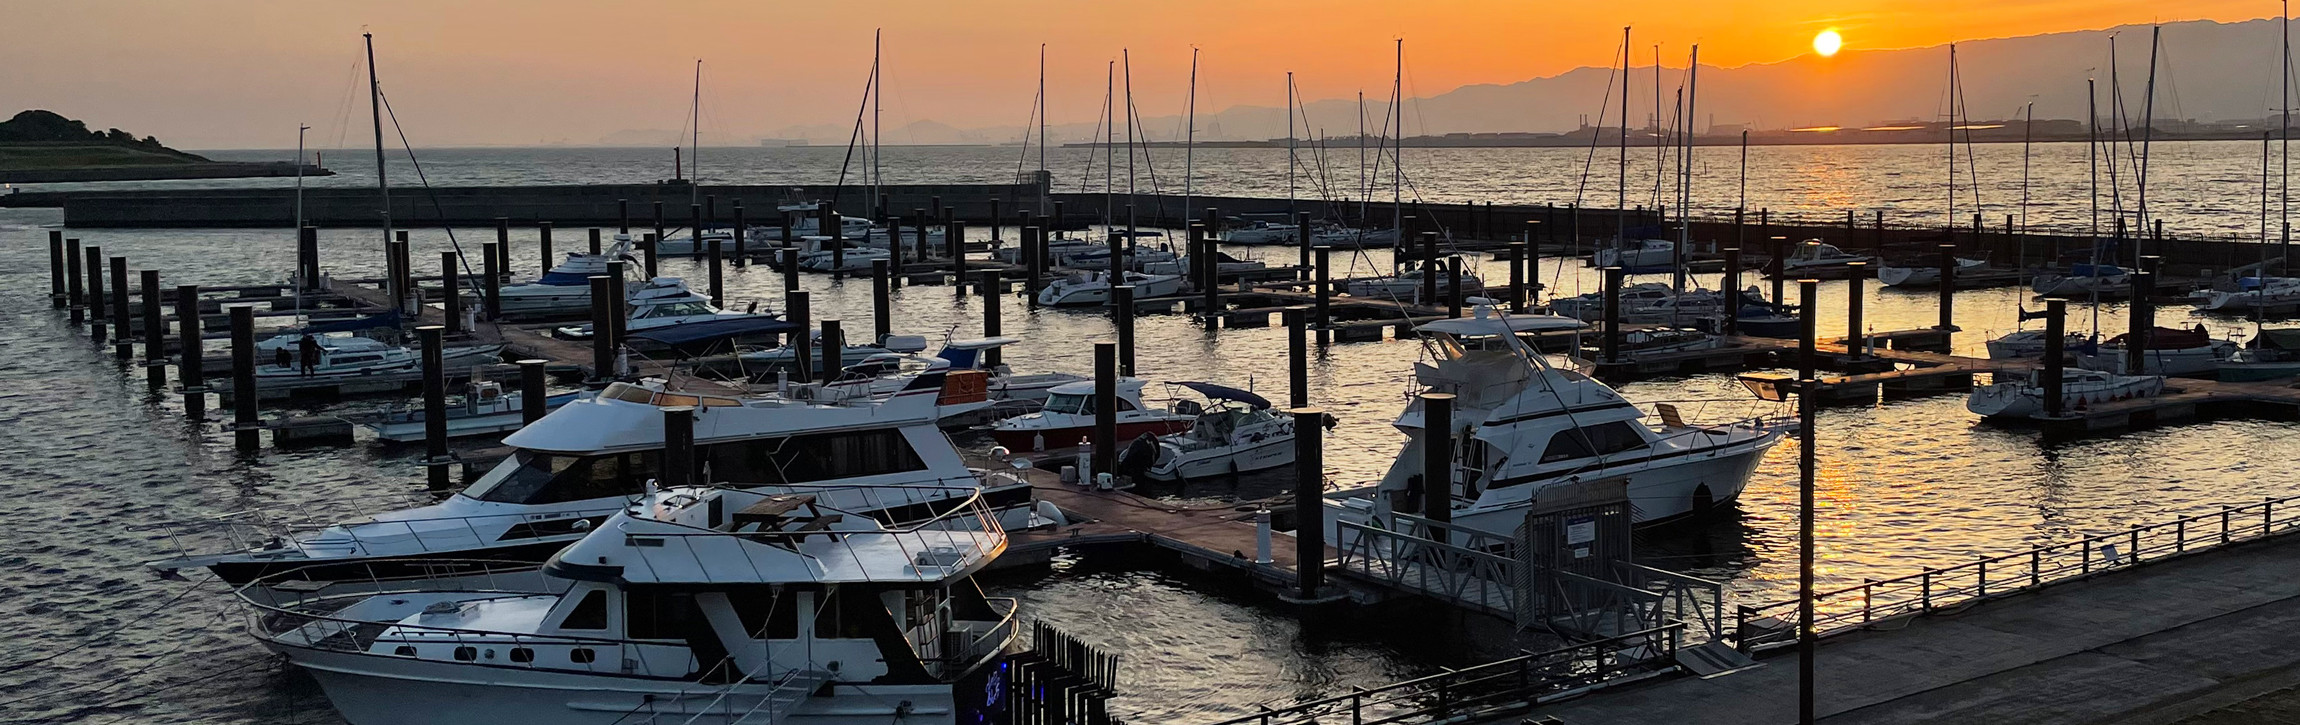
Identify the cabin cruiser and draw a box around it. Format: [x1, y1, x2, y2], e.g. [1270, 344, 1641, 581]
[1967, 368, 2164, 419]
[1548, 283, 1724, 325]
[1593, 239, 1678, 271]
[1035, 270, 1187, 307]
[1726, 301, 1804, 339]
[362, 380, 585, 442]
[2197, 276, 2300, 312]
[2031, 263, 2131, 297]
[149, 373, 1061, 596]
[236, 484, 1017, 725]
[737, 332, 911, 374]
[1984, 328, 2091, 360]
[1773, 240, 1877, 278]
[816, 337, 1087, 422]
[552, 277, 777, 340]
[1343, 259, 1486, 303]
[794, 236, 889, 273]
[1141, 250, 1267, 277]
[1549, 282, 1675, 321]
[1876, 254, 1989, 287]
[2218, 329, 2300, 381]
[496, 235, 645, 317]
[1581, 327, 1722, 360]
[1115, 382, 1308, 482]
[230, 336, 506, 392]
[991, 237, 1099, 264]
[989, 377, 1196, 452]
[1221, 218, 1304, 245]
[2074, 326, 2240, 377]
[228, 326, 500, 377]
[1328, 306, 1783, 532]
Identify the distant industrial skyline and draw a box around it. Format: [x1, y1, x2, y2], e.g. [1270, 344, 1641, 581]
[0, 0, 2278, 149]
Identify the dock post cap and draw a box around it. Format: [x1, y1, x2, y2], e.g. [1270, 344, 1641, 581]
[1416, 393, 1456, 402]
[517, 358, 548, 366]
[1286, 406, 1326, 415]
[661, 405, 697, 414]
[1798, 278, 1821, 284]
[415, 324, 445, 332]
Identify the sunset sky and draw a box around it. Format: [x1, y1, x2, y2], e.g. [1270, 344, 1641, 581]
[1, 0, 2278, 148]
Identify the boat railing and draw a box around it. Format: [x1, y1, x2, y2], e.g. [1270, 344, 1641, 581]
[1733, 491, 2300, 653]
[615, 484, 1009, 579]
[140, 492, 582, 562]
[930, 597, 1020, 677]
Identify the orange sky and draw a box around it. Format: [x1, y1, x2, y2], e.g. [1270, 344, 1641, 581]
[0, 0, 2277, 147]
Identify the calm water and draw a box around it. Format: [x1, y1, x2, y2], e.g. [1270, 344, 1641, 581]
[8, 139, 2286, 238]
[6, 145, 2300, 723]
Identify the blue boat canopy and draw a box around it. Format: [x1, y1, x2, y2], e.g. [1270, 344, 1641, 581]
[1174, 381, 1269, 409]
[627, 317, 797, 348]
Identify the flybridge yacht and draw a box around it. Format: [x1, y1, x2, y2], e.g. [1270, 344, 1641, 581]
[238, 485, 1016, 725]
[551, 277, 779, 340]
[148, 372, 1059, 595]
[1329, 306, 1783, 535]
[817, 337, 1087, 423]
[497, 235, 644, 317]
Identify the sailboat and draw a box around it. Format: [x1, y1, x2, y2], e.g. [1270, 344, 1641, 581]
[1341, 40, 1485, 301]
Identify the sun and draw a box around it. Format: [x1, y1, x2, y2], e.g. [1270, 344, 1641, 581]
[1813, 29, 1844, 57]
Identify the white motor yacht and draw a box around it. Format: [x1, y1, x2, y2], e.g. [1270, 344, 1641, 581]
[989, 377, 1196, 452]
[551, 277, 778, 340]
[2199, 276, 2300, 312]
[1776, 240, 1877, 277]
[1035, 270, 1187, 307]
[1140, 250, 1267, 277]
[236, 484, 1017, 725]
[149, 373, 1060, 597]
[1877, 255, 1989, 287]
[1221, 218, 1301, 245]
[237, 336, 506, 390]
[2074, 327, 2241, 377]
[497, 235, 644, 317]
[795, 236, 891, 273]
[1344, 260, 1486, 303]
[816, 337, 1087, 423]
[1592, 239, 1678, 271]
[1116, 382, 1307, 482]
[1968, 368, 2164, 419]
[1328, 306, 1783, 533]
[362, 381, 586, 442]
[1314, 226, 1400, 248]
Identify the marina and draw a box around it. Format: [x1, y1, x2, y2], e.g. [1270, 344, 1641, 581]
[17, 8, 2300, 725]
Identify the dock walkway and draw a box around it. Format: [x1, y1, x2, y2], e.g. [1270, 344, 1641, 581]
[997, 457, 1327, 590]
[1526, 532, 2300, 725]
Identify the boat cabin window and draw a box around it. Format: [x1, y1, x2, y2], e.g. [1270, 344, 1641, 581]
[624, 589, 698, 641]
[729, 587, 798, 639]
[1539, 421, 1648, 463]
[332, 354, 384, 365]
[640, 301, 715, 318]
[558, 589, 608, 630]
[466, 451, 660, 504]
[1043, 392, 1133, 416]
[703, 428, 927, 484]
[814, 586, 899, 639]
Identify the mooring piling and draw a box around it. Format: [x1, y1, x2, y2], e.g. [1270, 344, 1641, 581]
[662, 406, 695, 489]
[1024, 225, 1043, 306]
[1421, 392, 1455, 536]
[788, 291, 813, 384]
[652, 200, 666, 254]
[642, 233, 659, 278]
[176, 284, 204, 418]
[519, 359, 548, 425]
[538, 221, 554, 276]
[2043, 300, 2068, 417]
[1507, 239, 1527, 313]
[982, 271, 1005, 368]
[604, 261, 627, 362]
[1937, 244, 1957, 332]
[1093, 341, 1116, 477]
[588, 227, 602, 255]
[732, 201, 747, 267]
[481, 242, 502, 320]
[707, 238, 725, 308]
[228, 305, 260, 452]
[781, 245, 799, 294]
[109, 257, 131, 359]
[1292, 406, 1326, 599]
[1112, 285, 1134, 376]
[587, 276, 613, 384]
[298, 226, 321, 291]
[1420, 232, 1439, 305]
[1286, 306, 1309, 408]
[415, 326, 446, 480]
[440, 252, 463, 335]
[872, 259, 893, 343]
[1769, 234, 1788, 305]
[886, 214, 905, 288]
[1798, 279, 1820, 380]
[1723, 246, 1743, 335]
[140, 270, 164, 389]
[826, 204, 845, 273]
[912, 208, 930, 267]
[65, 237, 83, 323]
[1446, 257, 1463, 318]
[1314, 245, 1332, 344]
[48, 231, 65, 309]
[821, 319, 844, 380]
[1846, 260, 1867, 360]
[1296, 211, 1313, 279]
[85, 245, 107, 343]
[618, 198, 630, 234]
[1601, 266, 1624, 364]
[2128, 257, 2158, 373]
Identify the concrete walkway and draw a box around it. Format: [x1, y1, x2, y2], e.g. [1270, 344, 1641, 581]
[1531, 533, 2300, 725]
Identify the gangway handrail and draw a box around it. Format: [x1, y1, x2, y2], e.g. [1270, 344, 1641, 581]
[1736, 492, 2300, 651]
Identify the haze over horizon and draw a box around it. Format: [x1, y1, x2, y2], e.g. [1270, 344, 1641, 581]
[1, 1, 2283, 150]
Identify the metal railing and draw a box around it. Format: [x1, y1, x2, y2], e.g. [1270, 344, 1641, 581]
[1736, 493, 2300, 651]
[141, 492, 622, 565]
[1204, 624, 1684, 725]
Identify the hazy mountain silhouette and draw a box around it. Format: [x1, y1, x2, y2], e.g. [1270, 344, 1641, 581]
[787, 17, 2286, 146]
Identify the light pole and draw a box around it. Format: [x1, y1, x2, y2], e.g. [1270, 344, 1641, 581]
[1736, 277, 1821, 725]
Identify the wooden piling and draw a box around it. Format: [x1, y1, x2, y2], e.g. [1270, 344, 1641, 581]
[1286, 306, 1309, 408]
[1446, 257, 1463, 318]
[1723, 247, 1742, 335]
[652, 200, 666, 256]
[587, 276, 613, 384]
[441, 252, 463, 335]
[605, 261, 628, 355]
[912, 208, 930, 267]
[588, 227, 602, 255]
[873, 259, 893, 344]
[821, 319, 844, 380]
[48, 231, 65, 309]
[662, 406, 696, 488]
[1112, 285, 1134, 376]
[65, 238, 83, 323]
[230, 306, 259, 452]
[86, 246, 107, 344]
[618, 198, 630, 234]
[1937, 244, 1956, 332]
[1292, 406, 1326, 598]
[538, 221, 554, 276]
[519, 359, 548, 425]
[140, 270, 165, 389]
[1024, 226, 1043, 306]
[176, 284, 205, 418]
[1297, 211, 1313, 280]
[2043, 300, 2067, 417]
[1845, 261, 1867, 360]
[982, 271, 1005, 368]
[1798, 279, 1819, 380]
[950, 220, 968, 292]
[1314, 245, 1331, 345]
[990, 197, 1003, 242]
[732, 201, 747, 267]
[642, 233, 659, 278]
[481, 242, 501, 320]
[1420, 232, 1439, 304]
[2129, 257, 2158, 373]
[109, 257, 131, 359]
[298, 226, 321, 290]
[707, 239, 725, 308]
[788, 291, 812, 384]
[1093, 341, 1116, 477]
[418, 324, 451, 488]
[1421, 392, 1455, 534]
[1601, 266, 1624, 364]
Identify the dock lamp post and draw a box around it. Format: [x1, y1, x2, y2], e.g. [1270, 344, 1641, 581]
[1737, 278, 1821, 725]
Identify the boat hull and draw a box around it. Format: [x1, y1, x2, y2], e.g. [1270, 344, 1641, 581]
[1448, 439, 1774, 528]
[992, 419, 1194, 452]
[1142, 437, 1297, 481]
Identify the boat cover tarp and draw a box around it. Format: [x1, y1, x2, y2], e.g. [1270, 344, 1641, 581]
[1175, 381, 1270, 409]
[2258, 328, 2300, 351]
[2106, 326, 2213, 350]
[628, 317, 798, 348]
[282, 309, 401, 336]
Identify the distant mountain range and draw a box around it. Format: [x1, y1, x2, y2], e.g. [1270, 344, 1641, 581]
[615, 17, 2287, 148]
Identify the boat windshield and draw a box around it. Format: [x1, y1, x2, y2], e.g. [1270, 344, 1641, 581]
[639, 301, 716, 318]
[1043, 393, 1092, 415]
[465, 450, 660, 505]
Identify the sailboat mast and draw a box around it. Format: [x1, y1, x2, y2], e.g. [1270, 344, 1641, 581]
[1184, 48, 1198, 224]
[690, 59, 702, 206]
[2137, 26, 2159, 258]
[1678, 45, 1697, 296]
[1039, 44, 1048, 213]
[1947, 44, 1957, 240]
[1105, 60, 1115, 231]
[1391, 39, 1403, 239]
[1618, 26, 1630, 250]
[295, 124, 309, 233]
[2087, 77, 2103, 337]
[364, 34, 391, 255]
[872, 30, 881, 215]
[1123, 49, 1136, 236]
[2285, 0, 2292, 271]
[1288, 71, 1298, 220]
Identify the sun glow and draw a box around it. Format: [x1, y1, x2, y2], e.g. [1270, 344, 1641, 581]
[1814, 29, 1843, 57]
